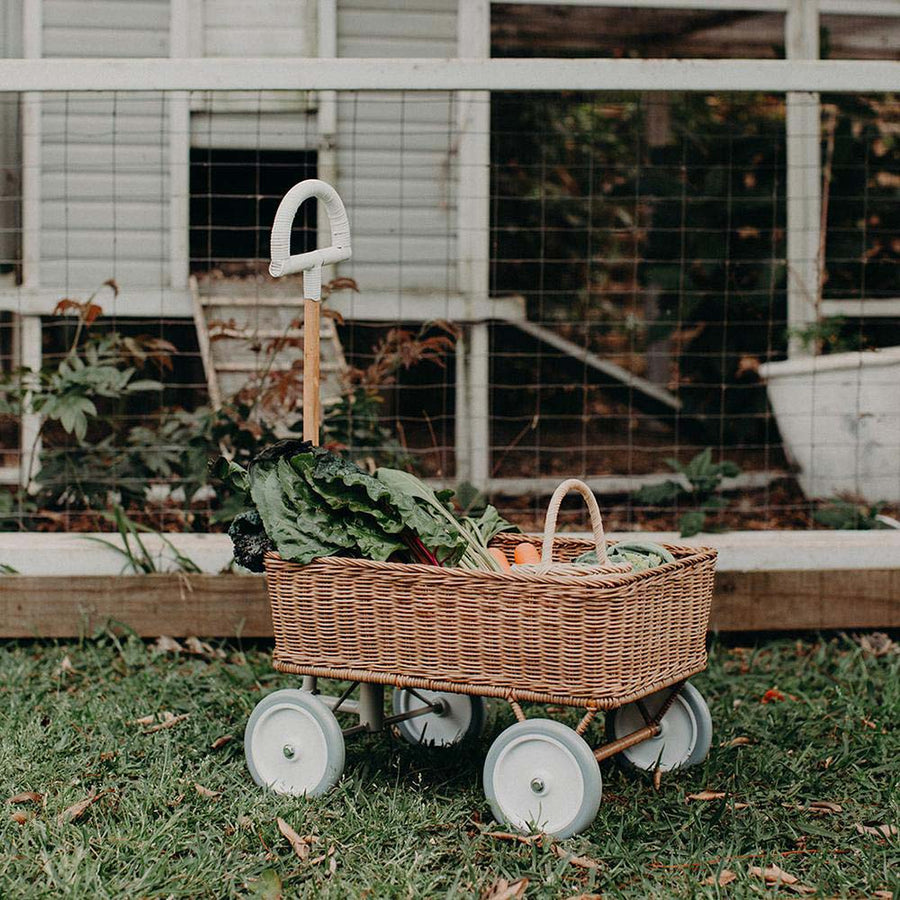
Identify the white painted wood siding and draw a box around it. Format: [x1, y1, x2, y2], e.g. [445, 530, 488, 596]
[191, 0, 316, 150]
[336, 0, 459, 297]
[40, 0, 171, 290]
[0, 0, 22, 276]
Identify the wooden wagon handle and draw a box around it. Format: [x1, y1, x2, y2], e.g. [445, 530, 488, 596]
[541, 478, 608, 566]
[269, 179, 352, 446]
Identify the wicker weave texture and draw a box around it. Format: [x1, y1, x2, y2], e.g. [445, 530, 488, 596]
[265, 535, 716, 707]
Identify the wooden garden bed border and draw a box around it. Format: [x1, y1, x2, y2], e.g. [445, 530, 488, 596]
[1, 568, 897, 637]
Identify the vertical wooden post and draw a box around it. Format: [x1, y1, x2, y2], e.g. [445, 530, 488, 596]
[19, 0, 42, 489]
[785, 0, 821, 358]
[455, 326, 471, 481]
[469, 320, 490, 486]
[303, 298, 321, 445]
[169, 0, 191, 292]
[456, 0, 491, 486]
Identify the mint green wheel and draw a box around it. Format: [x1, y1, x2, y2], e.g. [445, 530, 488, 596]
[484, 719, 602, 838]
[606, 683, 712, 773]
[392, 689, 485, 747]
[245, 689, 345, 796]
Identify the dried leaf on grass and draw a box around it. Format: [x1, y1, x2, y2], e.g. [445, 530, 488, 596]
[483, 830, 540, 846]
[277, 817, 318, 860]
[686, 790, 726, 802]
[152, 635, 183, 654]
[747, 863, 815, 892]
[703, 869, 737, 886]
[748, 864, 796, 884]
[482, 877, 528, 900]
[194, 783, 221, 799]
[11, 810, 29, 825]
[184, 636, 227, 660]
[142, 712, 189, 733]
[852, 631, 898, 657]
[808, 801, 842, 814]
[563, 895, 603, 900]
[58, 791, 106, 824]
[7, 791, 43, 805]
[873, 891, 895, 899]
[211, 735, 233, 750]
[132, 714, 156, 726]
[55, 655, 76, 676]
[550, 844, 602, 870]
[855, 822, 898, 838]
[652, 767, 662, 792]
[307, 845, 337, 875]
[723, 736, 752, 747]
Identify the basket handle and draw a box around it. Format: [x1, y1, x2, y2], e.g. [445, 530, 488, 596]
[269, 178, 352, 300]
[541, 478, 608, 566]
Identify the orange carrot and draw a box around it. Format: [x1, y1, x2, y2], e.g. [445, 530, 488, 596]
[488, 547, 511, 571]
[513, 542, 540, 565]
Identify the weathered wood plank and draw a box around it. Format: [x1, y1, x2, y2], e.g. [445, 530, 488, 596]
[0, 574, 271, 639]
[1, 569, 897, 638]
[710, 569, 900, 631]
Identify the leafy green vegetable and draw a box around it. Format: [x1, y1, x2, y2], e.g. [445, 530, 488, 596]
[216, 442, 516, 570]
[574, 539, 674, 571]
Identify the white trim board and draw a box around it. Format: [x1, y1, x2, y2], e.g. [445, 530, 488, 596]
[0, 288, 526, 322]
[493, 0, 900, 14]
[0, 530, 897, 576]
[1, 58, 899, 93]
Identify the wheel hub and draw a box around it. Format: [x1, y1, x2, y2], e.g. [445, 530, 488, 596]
[282, 743, 297, 759]
[530, 777, 546, 794]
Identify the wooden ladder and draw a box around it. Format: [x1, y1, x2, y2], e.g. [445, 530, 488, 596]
[191, 277, 347, 426]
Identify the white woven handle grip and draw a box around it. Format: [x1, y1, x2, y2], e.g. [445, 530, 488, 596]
[269, 178, 352, 300]
[541, 478, 608, 566]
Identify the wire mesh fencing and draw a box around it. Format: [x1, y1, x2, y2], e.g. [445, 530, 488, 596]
[0, 86, 898, 538]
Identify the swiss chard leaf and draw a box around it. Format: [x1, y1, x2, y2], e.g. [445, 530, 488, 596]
[250, 457, 353, 565]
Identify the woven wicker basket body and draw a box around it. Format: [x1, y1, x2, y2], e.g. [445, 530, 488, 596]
[264, 533, 717, 711]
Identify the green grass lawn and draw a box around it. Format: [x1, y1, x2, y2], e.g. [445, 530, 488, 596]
[1, 632, 897, 899]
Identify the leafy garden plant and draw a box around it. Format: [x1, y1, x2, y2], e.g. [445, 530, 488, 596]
[813, 498, 891, 530]
[0, 280, 458, 533]
[632, 448, 742, 537]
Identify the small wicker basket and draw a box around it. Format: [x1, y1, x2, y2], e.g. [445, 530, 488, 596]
[264, 479, 716, 710]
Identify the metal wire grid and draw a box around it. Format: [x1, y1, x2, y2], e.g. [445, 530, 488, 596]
[0, 88, 898, 534]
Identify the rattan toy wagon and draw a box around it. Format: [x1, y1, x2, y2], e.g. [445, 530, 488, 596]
[243, 180, 718, 839]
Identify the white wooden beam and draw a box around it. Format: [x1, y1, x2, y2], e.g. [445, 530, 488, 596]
[19, 314, 42, 489]
[0, 287, 527, 321]
[0, 528, 897, 576]
[468, 320, 491, 486]
[20, 0, 41, 289]
[478, 470, 783, 496]
[488, 0, 900, 13]
[454, 326, 471, 482]
[316, 0, 339, 281]
[1, 58, 899, 94]
[821, 298, 900, 318]
[457, 0, 491, 485]
[18, 0, 43, 490]
[785, 0, 821, 358]
[169, 0, 191, 291]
